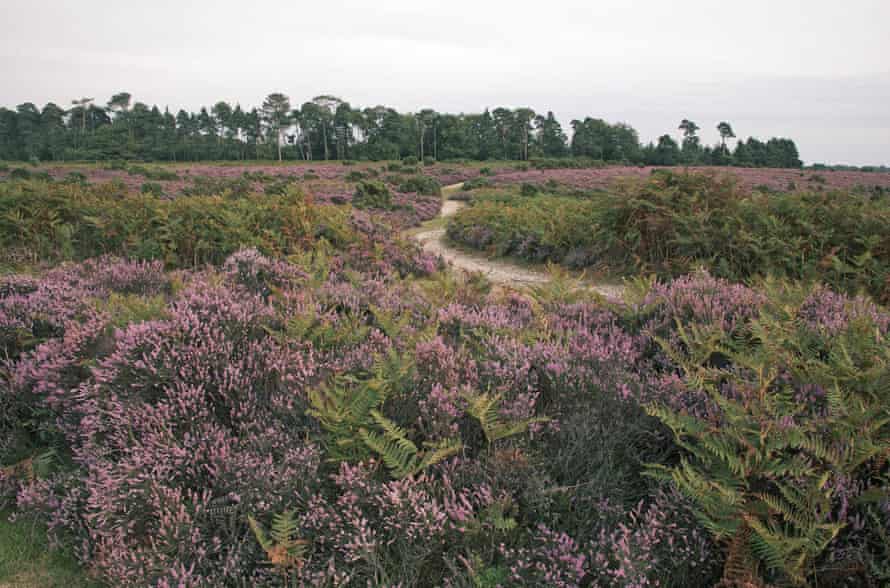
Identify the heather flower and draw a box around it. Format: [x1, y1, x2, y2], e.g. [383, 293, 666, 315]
[798, 286, 890, 334]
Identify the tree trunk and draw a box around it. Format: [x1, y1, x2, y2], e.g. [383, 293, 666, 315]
[322, 125, 329, 160]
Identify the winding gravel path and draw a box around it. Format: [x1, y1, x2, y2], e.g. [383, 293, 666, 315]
[412, 183, 625, 298]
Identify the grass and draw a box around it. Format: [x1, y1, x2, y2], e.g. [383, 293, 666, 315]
[0, 511, 96, 588]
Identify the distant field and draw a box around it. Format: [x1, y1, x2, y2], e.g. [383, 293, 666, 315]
[2, 161, 889, 197]
[486, 165, 890, 193]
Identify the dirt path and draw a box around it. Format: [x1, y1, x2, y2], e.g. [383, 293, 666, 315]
[412, 183, 624, 299]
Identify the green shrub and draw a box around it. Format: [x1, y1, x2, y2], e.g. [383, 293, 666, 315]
[449, 172, 890, 301]
[9, 168, 31, 180]
[519, 183, 539, 196]
[92, 293, 169, 328]
[397, 175, 442, 196]
[140, 182, 164, 196]
[63, 172, 87, 185]
[181, 176, 252, 198]
[423, 156, 435, 166]
[128, 166, 179, 181]
[462, 177, 493, 191]
[530, 157, 604, 170]
[352, 180, 393, 210]
[345, 170, 366, 182]
[242, 170, 273, 182]
[264, 179, 294, 195]
[0, 180, 355, 268]
[402, 155, 418, 166]
[479, 167, 493, 176]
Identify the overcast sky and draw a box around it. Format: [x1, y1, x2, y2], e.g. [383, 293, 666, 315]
[2, 0, 888, 165]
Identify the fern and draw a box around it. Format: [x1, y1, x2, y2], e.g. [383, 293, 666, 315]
[645, 289, 889, 586]
[464, 391, 548, 446]
[309, 350, 461, 478]
[361, 411, 461, 478]
[248, 510, 308, 580]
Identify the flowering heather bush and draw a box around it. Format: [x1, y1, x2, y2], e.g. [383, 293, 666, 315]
[637, 270, 767, 335]
[798, 285, 890, 334]
[1, 236, 888, 586]
[0, 257, 168, 357]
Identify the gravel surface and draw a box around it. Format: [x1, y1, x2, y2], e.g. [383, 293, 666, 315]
[412, 184, 625, 299]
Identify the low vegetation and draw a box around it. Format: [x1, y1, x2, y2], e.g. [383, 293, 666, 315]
[448, 171, 890, 302]
[0, 179, 355, 268]
[0, 166, 887, 587]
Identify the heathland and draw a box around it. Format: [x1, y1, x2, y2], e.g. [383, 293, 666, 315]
[0, 158, 888, 587]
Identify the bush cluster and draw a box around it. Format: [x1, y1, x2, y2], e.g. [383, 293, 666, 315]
[351, 180, 393, 210]
[448, 171, 890, 301]
[397, 174, 442, 196]
[2, 250, 886, 586]
[1, 167, 888, 587]
[0, 179, 354, 268]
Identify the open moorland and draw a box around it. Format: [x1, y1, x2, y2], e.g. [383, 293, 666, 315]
[1, 158, 889, 588]
[3, 160, 890, 197]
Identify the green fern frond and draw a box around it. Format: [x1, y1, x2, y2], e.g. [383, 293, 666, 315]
[464, 391, 548, 446]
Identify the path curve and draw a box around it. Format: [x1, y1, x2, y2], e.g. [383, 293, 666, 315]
[412, 183, 624, 298]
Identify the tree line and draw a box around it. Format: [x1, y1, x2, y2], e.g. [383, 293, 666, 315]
[0, 92, 802, 168]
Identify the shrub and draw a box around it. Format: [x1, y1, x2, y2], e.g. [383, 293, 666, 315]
[2, 256, 887, 586]
[264, 178, 294, 195]
[140, 181, 164, 196]
[352, 180, 393, 209]
[530, 157, 604, 170]
[423, 156, 435, 166]
[62, 172, 87, 185]
[0, 180, 354, 268]
[127, 165, 179, 181]
[461, 177, 493, 191]
[448, 171, 890, 300]
[402, 155, 418, 165]
[9, 168, 31, 180]
[398, 175, 442, 196]
[181, 175, 251, 198]
[519, 182, 539, 196]
[13, 275, 322, 585]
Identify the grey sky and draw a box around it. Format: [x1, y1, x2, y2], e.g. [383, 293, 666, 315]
[3, 0, 888, 165]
